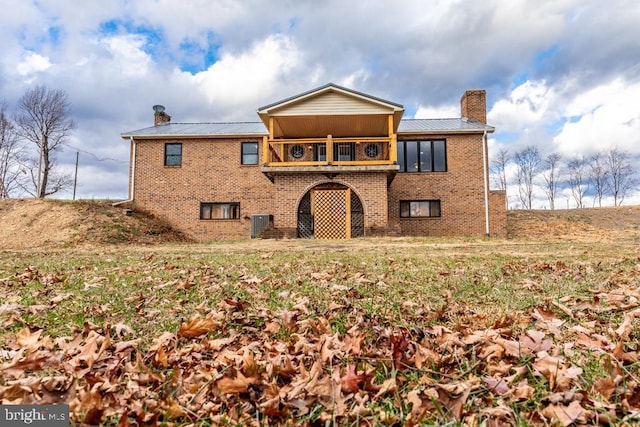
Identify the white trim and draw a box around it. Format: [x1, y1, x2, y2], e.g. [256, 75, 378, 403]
[112, 136, 136, 206]
[482, 130, 490, 236]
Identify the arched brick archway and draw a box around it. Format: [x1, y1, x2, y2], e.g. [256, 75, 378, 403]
[297, 183, 364, 238]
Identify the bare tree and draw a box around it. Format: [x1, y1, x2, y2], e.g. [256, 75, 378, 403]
[567, 156, 589, 208]
[0, 102, 26, 198]
[490, 147, 509, 208]
[514, 146, 541, 209]
[589, 152, 608, 207]
[605, 147, 636, 206]
[542, 153, 562, 210]
[14, 85, 75, 198]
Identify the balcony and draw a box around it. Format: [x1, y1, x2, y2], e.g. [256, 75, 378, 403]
[261, 135, 399, 182]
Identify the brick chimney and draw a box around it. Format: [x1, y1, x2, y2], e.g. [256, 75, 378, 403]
[153, 105, 171, 125]
[460, 90, 486, 124]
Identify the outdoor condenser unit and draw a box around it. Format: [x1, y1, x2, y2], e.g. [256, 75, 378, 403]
[251, 214, 271, 238]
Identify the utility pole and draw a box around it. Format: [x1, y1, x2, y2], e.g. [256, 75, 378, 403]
[72, 151, 79, 200]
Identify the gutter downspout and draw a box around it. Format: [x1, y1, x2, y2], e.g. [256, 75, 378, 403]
[482, 130, 490, 237]
[112, 136, 136, 207]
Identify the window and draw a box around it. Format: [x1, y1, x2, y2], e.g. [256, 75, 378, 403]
[400, 200, 441, 218]
[241, 142, 259, 165]
[397, 140, 447, 172]
[200, 203, 240, 220]
[164, 143, 182, 166]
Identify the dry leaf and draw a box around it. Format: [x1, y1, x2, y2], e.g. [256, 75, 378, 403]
[615, 309, 640, 340]
[542, 400, 586, 426]
[483, 376, 511, 395]
[520, 330, 552, 352]
[594, 377, 615, 400]
[373, 377, 397, 399]
[340, 364, 362, 394]
[178, 313, 219, 338]
[216, 370, 258, 394]
[16, 327, 43, 353]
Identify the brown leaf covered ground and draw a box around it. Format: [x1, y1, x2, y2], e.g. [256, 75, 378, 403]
[1, 200, 640, 426]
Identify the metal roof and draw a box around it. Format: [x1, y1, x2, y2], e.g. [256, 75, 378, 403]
[398, 119, 494, 133]
[121, 122, 268, 138]
[122, 118, 493, 138]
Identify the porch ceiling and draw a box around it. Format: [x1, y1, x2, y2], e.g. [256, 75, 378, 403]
[271, 114, 398, 138]
[258, 83, 404, 139]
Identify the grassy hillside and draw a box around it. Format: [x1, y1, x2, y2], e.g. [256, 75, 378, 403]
[1, 199, 640, 249]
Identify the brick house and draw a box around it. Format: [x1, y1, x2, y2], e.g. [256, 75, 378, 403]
[121, 84, 506, 240]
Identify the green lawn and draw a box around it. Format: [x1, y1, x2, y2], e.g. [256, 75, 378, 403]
[1, 237, 638, 426]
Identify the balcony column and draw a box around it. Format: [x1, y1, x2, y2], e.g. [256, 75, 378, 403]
[326, 134, 333, 164]
[262, 135, 269, 165]
[388, 114, 397, 164]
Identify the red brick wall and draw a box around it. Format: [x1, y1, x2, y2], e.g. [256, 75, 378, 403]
[489, 190, 507, 237]
[131, 134, 506, 240]
[132, 137, 274, 240]
[388, 133, 506, 237]
[270, 172, 389, 230]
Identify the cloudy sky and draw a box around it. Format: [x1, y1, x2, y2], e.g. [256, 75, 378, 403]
[1, 0, 639, 207]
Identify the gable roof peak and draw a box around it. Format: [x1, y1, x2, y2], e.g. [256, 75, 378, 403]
[257, 83, 404, 113]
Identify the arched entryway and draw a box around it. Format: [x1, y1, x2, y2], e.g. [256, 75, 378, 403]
[297, 183, 364, 239]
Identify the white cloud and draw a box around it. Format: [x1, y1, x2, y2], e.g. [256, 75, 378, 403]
[488, 80, 557, 133]
[413, 104, 459, 119]
[16, 51, 53, 76]
[190, 34, 309, 118]
[100, 35, 151, 78]
[553, 79, 640, 156]
[340, 69, 370, 90]
[0, 0, 638, 203]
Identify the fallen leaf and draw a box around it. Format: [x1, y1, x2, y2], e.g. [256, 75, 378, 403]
[615, 309, 640, 341]
[178, 313, 220, 338]
[512, 380, 535, 400]
[340, 364, 362, 394]
[542, 400, 586, 426]
[16, 327, 43, 353]
[594, 377, 615, 400]
[216, 370, 259, 394]
[520, 330, 552, 352]
[405, 388, 438, 427]
[435, 382, 472, 420]
[483, 376, 511, 395]
[373, 377, 397, 399]
[390, 333, 409, 366]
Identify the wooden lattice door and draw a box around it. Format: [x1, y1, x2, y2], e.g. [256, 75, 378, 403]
[312, 189, 351, 239]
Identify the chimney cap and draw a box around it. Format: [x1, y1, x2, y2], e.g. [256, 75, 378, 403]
[153, 105, 166, 113]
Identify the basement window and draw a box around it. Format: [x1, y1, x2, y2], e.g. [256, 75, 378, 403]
[200, 202, 240, 220]
[164, 143, 182, 166]
[400, 200, 441, 218]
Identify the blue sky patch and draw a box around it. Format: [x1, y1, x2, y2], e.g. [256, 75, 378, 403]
[492, 131, 520, 143]
[48, 26, 63, 45]
[534, 44, 559, 64]
[512, 71, 529, 88]
[178, 31, 220, 74]
[98, 19, 166, 58]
